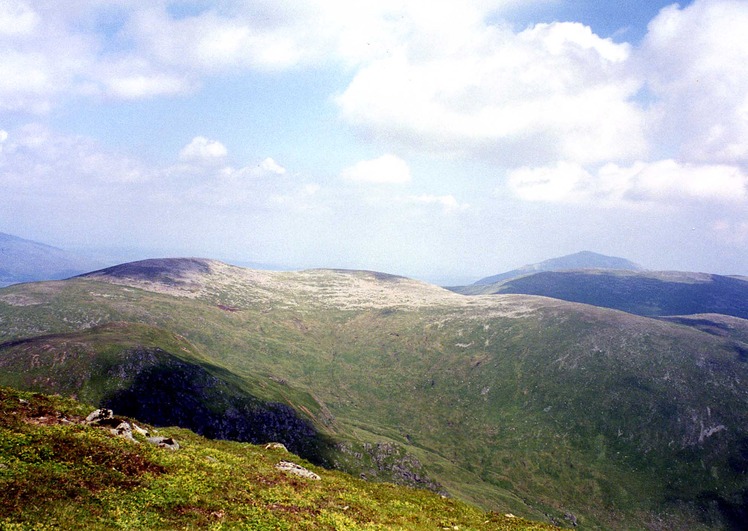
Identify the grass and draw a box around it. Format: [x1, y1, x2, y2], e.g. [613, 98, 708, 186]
[0, 386, 556, 530]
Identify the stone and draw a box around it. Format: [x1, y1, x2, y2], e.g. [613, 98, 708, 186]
[132, 423, 150, 437]
[85, 408, 114, 424]
[147, 436, 180, 450]
[110, 421, 138, 443]
[275, 460, 320, 480]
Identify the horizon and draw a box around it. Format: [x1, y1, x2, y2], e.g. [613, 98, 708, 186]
[5, 228, 747, 287]
[2, 1, 747, 283]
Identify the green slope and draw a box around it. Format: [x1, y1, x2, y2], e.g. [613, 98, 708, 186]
[2, 259, 748, 528]
[0, 386, 555, 530]
[0, 322, 333, 464]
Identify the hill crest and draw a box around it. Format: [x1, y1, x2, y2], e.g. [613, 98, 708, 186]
[473, 250, 643, 286]
[79, 257, 475, 310]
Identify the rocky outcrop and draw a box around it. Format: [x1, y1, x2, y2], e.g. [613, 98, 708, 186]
[110, 421, 137, 443]
[334, 441, 445, 495]
[84, 407, 179, 449]
[147, 436, 180, 450]
[276, 461, 320, 480]
[85, 408, 114, 424]
[101, 349, 325, 461]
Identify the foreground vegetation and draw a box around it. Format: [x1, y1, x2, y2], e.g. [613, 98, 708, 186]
[0, 386, 555, 530]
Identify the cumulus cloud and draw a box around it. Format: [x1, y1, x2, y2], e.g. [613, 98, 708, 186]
[508, 160, 748, 205]
[3, 0, 748, 216]
[341, 154, 411, 184]
[337, 19, 645, 166]
[179, 136, 228, 162]
[0, 0, 38, 36]
[640, 0, 748, 165]
[502, 0, 748, 207]
[259, 157, 286, 175]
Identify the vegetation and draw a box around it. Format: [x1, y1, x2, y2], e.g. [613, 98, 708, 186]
[0, 386, 555, 530]
[2, 258, 748, 528]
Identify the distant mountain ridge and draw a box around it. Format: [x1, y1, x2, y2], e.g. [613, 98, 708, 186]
[453, 268, 748, 320]
[0, 231, 102, 287]
[473, 250, 643, 286]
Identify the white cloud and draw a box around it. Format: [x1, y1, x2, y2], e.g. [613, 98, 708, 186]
[0, 0, 38, 36]
[341, 154, 411, 184]
[2, 0, 747, 220]
[0, 125, 151, 193]
[507, 162, 593, 203]
[179, 136, 228, 162]
[260, 157, 286, 175]
[640, 0, 748, 164]
[105, 74, 191, 99]
[337, 18, 645, 166]
[508, 159, 748, 205]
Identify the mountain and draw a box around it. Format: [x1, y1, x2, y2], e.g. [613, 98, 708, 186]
[452, 269, 748, 320]
[0, 231, 102, 287]
[3, 258, 748, 529]
[470, 251, 643, 287]
[0, 386, 553, 530]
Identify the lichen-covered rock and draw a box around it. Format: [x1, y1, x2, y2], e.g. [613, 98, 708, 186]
[110, 421, 138, 443]
[132, 423, 150, 437]
[276, 460, 320, 480]
[147, 436, 179, 450]
[85, 408, 114, 424]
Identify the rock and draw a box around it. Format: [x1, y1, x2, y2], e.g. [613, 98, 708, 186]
[85, 408, 114, 424]
[275, 460, 320, 480]
[147, 436, 179, 450]
[264, 442, 288, 451]
[132, 423, 150, 437]
[110, 421, 138, 443]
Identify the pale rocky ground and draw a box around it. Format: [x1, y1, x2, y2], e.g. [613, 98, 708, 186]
[81, 258, 551, 317]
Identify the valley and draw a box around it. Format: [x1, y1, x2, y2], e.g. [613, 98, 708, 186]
[2, 257, 748, 529]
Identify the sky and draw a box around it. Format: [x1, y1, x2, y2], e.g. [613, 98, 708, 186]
[1, 0, 748, 284]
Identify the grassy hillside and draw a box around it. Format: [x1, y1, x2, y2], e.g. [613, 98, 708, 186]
[2, 259, 748, 528]
[453, 269, 748, 320]
[0, 385, 555, 530]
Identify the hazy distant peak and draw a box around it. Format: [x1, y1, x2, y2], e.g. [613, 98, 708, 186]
[529, 251, 643, 272]
[474, 251, 642, 286]
[0, 231, 102, 287]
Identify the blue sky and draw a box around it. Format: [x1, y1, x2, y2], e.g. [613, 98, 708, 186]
[2, 0, 748, 284]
